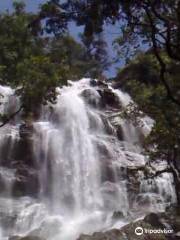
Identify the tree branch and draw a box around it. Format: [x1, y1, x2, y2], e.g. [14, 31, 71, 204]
[145, 7, 180, 106]
[0, 105, 23, 127]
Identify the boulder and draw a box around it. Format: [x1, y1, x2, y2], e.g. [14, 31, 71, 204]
[77, 207, 180, 240]
[81, 89, 101, 107]
[98, 88, 121, 109]
[144, 213, 165, 229]
[77, 206, 180, 240]
[77, 218, 166, 240]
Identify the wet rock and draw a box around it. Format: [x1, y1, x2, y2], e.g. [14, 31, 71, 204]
[101, 115, 115, 135]
[12, 166, 39, 197]
[159, 205, 180, 233]
[90, 79, 107, 88]
[19, 122, 34, 139]
[9, 237, 20, 240]
[77, 203, 179, 240]
[81, 89, 101, 107]
[100, 181, 128, 211]
[30, 216, 62, 239]
[5, 121, 41, 197]
[116, 125, 124, 141]
[98, 88, 121, 109]
[77, 218, 167, 240]
[144, 213, 165, 229]
[9, 236, 45, 240]
[90, 79, 97, 87]
[0, 173, 6, 194]
[0, 134, 17, 168]
[0, 212, 16, 232]
[100, 164, 115, 183]
[112, 211, 124, 220]
[13, 126, 35, 168]
[175, 232, 180, 239]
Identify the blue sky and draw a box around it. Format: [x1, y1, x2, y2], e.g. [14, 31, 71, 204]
[0, 0, 46, 12]
[0, 0, 121, 77]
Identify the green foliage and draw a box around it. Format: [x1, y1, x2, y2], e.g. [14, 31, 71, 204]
[116, 52, 180, 160]
[40, 0, 180, 104]
[48, 35, 103, 79]
[0, 1, 102, 119]
[0, 4, 62, 115]
[16, 56, 63, 112]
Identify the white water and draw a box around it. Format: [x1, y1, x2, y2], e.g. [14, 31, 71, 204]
[0, 79, 177, 240]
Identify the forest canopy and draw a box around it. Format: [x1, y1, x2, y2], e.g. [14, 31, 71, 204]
[0, 1, 104, 117]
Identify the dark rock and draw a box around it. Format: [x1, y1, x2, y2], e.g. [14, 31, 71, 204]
[116, 125, 124, 141]
[100, 164, 115, 183]
[98, 88, 121, 109]
[19, 122, 34, 139]
[81, 89, 101, 107]
[175, 232, 180, 239]
[13, 137, 35, 168]
[0, 174, 6, 194]
[0, 212, 17, 231]
[9, 237, 19, 240]
[0, 122, 34, 168]
[112, 211, 124, 220]
[9, 236, 45, 240]
[77, 205, 180, 240]
[144, 213, 165, 229]
[90, 79, 97, 87]
[160, 205, 180, 233]
[77, 219, 167, 240]
[0, 135, 17, 167]
[12, 166, 39, 197]
[90, 79, 107, 88]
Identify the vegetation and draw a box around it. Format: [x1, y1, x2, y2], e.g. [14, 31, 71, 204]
[115, 52, 180, 202]
[38, 0, 180, 105]
[0, 1, 103, 121]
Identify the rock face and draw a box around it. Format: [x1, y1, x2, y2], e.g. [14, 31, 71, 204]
[78, 221, 166, 240]
[0, 78, 178, 240]
[9, 207, 180, 240]
[6, 122, 40, 197]
[98, 88, 121, 109]
[78, 206, 180, 240]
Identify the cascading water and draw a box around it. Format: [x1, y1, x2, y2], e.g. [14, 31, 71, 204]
[0, 78, 177, 240]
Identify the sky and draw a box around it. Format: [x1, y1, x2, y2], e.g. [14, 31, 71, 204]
[0, 0, 46, 12]
[0, 0, 121, 77]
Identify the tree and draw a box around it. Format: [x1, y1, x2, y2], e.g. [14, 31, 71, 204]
[115, 52, 180, 203]
[0, 1, 103, 125]
[39, 0, 180, 105]
[48, 35, 105, 79]
[0, 2, 62, 120]
[32, 0, 110, 76]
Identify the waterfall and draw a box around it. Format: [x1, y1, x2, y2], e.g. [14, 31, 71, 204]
[33, 89, 103, 214]
[0, 79, 177, 240]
